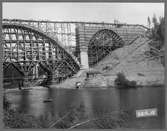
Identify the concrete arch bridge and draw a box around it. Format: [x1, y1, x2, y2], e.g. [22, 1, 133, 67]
[2, 23, 80, 87]
[2, 19, 149, 87]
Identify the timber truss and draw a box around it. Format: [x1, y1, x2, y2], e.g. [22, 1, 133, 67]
[88, 29, 124, 67]
[2, 23, 80, 83]
[2, 19, 149, 85]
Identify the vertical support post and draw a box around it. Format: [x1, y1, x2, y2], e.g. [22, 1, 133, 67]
[36, 64, 39, 78]
[80, 47, 89, 69]
[67, 23, 71, 48]
[78, 24, 89, 69]
[32, 66, 35, 79]
[23, 71, 29, 87]
[50, 69, 59, 84]
[32, 64, 39, 79]
[17, 41, 19, 61]
[42, 40, 46, 60]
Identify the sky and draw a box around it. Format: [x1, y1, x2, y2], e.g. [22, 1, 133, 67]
[3, 2, 164, 27]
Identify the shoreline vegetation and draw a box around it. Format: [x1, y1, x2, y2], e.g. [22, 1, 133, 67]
[3, 81, 164, 90]
[3, 71, 164, 90]
[113, 72, 164, 89]
[3, 96, 130, 129]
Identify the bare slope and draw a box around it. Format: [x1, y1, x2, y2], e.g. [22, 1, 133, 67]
[51, 36, 164, 88]
[93, 36, 164, 85]
[49, 69, 87, 88]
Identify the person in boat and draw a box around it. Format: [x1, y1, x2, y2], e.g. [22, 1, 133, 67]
[43, 98, 53, 102]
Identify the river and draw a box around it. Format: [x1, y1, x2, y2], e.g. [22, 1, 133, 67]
[5, 86, 165, 129]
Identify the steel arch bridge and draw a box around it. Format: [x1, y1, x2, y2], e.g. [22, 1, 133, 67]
[2, 23, 80, 86]
[88, 29, 124, 67]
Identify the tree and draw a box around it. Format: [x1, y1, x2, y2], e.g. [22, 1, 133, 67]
[152, 14, 158, 26]
[157, 17, 165, 45]
[148, 15, 164, 49]
[147, 16, 151, 28]
[114, 72, 137, 88]
[147, 15, 165, 66]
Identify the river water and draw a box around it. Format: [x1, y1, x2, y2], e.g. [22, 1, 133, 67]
[5, 86, 165, 129]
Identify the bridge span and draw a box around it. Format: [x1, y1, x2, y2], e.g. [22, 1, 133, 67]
[2, 19, 149, 87]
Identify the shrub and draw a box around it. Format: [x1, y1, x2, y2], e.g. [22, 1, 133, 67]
[93, 110, 130, 128]
[3, 109, 39, 128]
[129, 81, 137, 88]
[3, 103, 88, 129]
[114, 73, 137, 88]
[3, 95, 10, 110]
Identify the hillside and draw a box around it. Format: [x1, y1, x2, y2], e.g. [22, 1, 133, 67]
[51, 35, 164, 88]
[93, 35, 164, 86]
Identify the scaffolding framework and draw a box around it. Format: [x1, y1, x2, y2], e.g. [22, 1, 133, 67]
[2, 19, 148, 84]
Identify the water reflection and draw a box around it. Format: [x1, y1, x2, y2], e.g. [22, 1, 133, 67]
[118, 87, 165, 128]
[80, 89, 93, 119]
[17, 90, 31, 113]
[5, 87, 165, 128]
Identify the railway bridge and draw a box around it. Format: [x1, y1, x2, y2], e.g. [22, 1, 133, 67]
[2, 19, 149, 87]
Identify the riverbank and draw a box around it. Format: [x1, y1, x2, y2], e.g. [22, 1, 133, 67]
[3, 76, 164, 91]
[3, 97, 130, 129]
[4, 85, 165, 129]
[47, 71, 164, 89]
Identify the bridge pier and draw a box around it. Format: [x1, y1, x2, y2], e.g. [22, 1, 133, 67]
[48, 70, 59, 84]
[80, 47, 89, 69]
[23, 72, 29, 87]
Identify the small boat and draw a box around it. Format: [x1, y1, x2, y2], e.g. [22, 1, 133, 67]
[43, 98, 53, 103]
[76, 82, 82, 89]
[19, 87, 32, 91]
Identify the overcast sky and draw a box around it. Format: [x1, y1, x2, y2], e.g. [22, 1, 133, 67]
[3, 2, 164, 27]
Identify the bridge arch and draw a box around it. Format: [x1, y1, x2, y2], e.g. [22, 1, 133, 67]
[88, 29, 125, 67]
[2, 23, 80, 85]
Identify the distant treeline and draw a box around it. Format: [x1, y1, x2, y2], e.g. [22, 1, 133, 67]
[147, 15, 164, 49]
